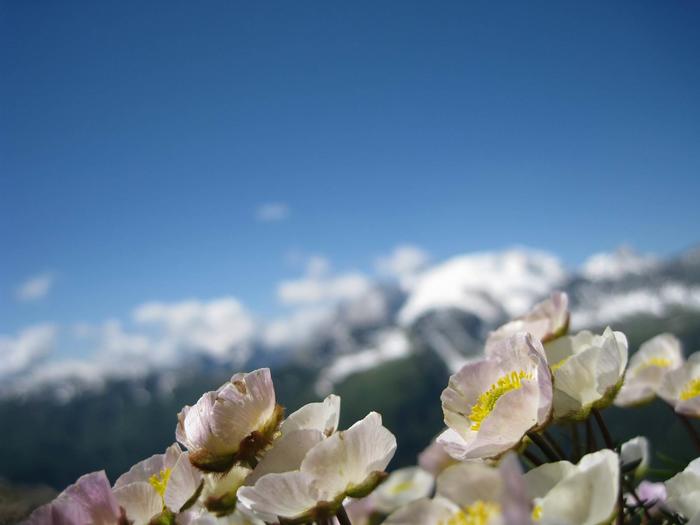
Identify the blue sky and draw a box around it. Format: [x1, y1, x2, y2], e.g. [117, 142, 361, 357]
[2, 0, 700, 337]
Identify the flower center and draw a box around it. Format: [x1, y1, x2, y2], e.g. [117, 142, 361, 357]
[389, 480, 415, 495]
[443, 501, 500, 525]
[680, 378, 700, 401]
[148, 468, 172, 499]
[634, 357, 671, 373]
[550, 357, 569, 372]
[469, 370, 532, 431]
[532, 503, 543, 521]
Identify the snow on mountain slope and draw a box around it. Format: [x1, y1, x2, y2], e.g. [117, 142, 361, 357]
[398, 248, 566, 326]
[570, 282, 700, 329]
[581, 247, 658, 281]
[315, 328, 411, 395]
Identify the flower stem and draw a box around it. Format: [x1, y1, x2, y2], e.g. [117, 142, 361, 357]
[336, 506, 353, 525]
[527, 431, 562, 462]
[585, 418, 597, 453]
[592, 409, 615, 450]
[543, 429, 567, 461]
[570, 422, 581, 462]
[522, 448, 544, 467]
[676, 412, 700, 453]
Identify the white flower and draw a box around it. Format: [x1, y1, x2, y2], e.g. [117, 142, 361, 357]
[340, 497, 376, 525]
[176, 368, 283, 472]
[178, 506, 265, 524]
[384, 453, 530, 525]
[194, 394, 341, 516]
[658, 352, 700, 417]
[624, 481, 666, 515]
[279, 393, 341, 437]
[439, 332, 552, 460]
[113, 444, 203, 524]
[24, 471, 122, 525]
[417, 436, 458, 477]
[245, 394, 341, 485]
[620, 436, 650, 478]
[665, 457, 700, 523]
[237, 412, 396, 524]
[615, 333, 684, 407]
[486, 292, 569, 348]
[200, 466, 252, 516]
[372, 466, 434, 514]
[544, 327, 628, 420]
[524, 449, 620, 525]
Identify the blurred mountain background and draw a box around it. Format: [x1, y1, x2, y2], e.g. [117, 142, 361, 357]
[2, 245, 700, 509]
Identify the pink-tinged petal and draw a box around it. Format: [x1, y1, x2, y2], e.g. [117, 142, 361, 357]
[59, 471, 121, 525]
[384, 497, 458, 525]
[177, 368, 280, 471]
[486, 292, 569, 350]
[246, 429, 324, 485]
[301, 412, 396, 500]
[113, 481, 162, 525]
[237, 471, 318, 523]
[280, 394, 341, 437]
[467, 380, 540, 458]
[436, 462, 502, 508]
[164, 453, 203, 512]
[418, 436, 458, 477]
[115, 443, 182, 488]
[498, 453, 532, 525]
[23, 471, 120, 525]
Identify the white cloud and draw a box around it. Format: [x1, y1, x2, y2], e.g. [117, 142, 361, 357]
[16, 272, 54, 302]
[133, 297, 256, 362]
[277, 257, 372, 306]
[256, 202, 290, 222]
[262, 306, 333, 348]
[0, 324, 57, 378]
[375, 244, 430, 289]
[581, 246, 658, 281]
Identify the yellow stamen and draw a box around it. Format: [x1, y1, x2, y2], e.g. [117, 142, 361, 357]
[469, 370, 532, 431]
[148, 468, 172, 499]
[634, 357, 671, 373]
[550, 357, 569, 372]
[680, 378, 700, 401]
[532, 504, 543, 521]
[442, 501, 500, 525]
[388, 480, 414, 495]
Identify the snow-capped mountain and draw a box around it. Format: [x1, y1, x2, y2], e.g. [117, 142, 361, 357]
[4, 245, 700, 400]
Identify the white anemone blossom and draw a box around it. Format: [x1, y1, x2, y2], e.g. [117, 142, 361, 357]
[176, 368, 283, 472]
[439, 332, 553, 460]
[24, 470, 122, 525]
[384, 454, 530, 525]
[237, 412, 396, 524]
[486, 292, 569, 348]
[620, 436, 650, 479]
[524, 449, 620, 525]
[244, 394, 342, 486]
[543, 328, 628, 420]
[372, 466, 434, 514]
[615, 333, 684, 407]
[197, 395, 342, 518]
[113, 444, 203, 524]
[664, 457, 700, 524]
[658, 352, 700, 418]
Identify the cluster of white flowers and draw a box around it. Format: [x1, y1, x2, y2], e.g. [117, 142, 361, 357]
[23, 292, 700, 525]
